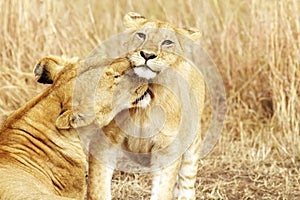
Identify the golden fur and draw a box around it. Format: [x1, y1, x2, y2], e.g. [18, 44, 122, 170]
[88, 12, 205, 200]
[0, 55, 148, 200]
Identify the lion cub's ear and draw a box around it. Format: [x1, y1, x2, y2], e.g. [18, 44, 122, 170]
[123, 12, 146, 29]
[176, 27, 202, 41]
[186, 28, 202, 40]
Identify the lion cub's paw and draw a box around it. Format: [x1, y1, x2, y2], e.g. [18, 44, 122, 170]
[33, 55, 91, 129]
[56, 110, 95, 129]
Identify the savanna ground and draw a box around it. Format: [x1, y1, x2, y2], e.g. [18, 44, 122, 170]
[0, 0, 299, 199]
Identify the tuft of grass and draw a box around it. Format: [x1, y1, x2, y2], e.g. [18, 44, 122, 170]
[0, 0, 299, 199]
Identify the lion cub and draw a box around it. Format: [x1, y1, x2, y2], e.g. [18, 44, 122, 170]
[86, 12, 206, 200]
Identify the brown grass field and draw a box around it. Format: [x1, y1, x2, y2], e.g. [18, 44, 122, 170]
[0, 0, 299, 199]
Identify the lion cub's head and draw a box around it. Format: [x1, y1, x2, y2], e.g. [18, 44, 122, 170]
[33, 55, 150, 129]
[124, 12, 201, 80]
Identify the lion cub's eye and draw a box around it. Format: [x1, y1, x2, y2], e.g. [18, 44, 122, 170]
[136, 32, 146, 40]
[162, 39, 174, 47]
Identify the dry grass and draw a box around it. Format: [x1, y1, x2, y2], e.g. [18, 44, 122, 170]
[0, 0, 299, 199]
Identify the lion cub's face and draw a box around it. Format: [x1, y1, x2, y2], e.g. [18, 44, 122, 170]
[127, 27, 180, 80]
[124, 12, 201, 80]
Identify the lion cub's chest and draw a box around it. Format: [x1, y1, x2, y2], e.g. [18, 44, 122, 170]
[104, 86, 181, 153]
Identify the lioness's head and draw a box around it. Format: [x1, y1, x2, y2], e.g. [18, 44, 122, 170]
[33, 55, 150, 129]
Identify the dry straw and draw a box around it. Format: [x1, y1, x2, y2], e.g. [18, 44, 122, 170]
[0, 0, 299, 199]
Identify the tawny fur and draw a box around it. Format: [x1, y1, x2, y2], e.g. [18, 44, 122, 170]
[0, 55, 147, 200]
[88, 12, 205, 200]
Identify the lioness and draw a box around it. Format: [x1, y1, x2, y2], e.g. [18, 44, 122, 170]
[87, 12, 206, 200]
[0, 55, 150, 200]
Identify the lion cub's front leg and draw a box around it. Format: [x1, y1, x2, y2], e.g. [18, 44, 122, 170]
[150, 159, 182, 200]
[88, 155, 114, 200]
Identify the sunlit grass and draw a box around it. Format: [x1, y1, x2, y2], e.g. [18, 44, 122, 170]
[0, 0, 299, 198]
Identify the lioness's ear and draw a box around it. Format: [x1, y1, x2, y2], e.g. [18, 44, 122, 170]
[34, 56, 79, 84]
[33, 56, 65, 84]
[123, 12, 146, 29]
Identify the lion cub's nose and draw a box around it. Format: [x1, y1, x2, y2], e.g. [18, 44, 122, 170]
[140, 51, 157, 61]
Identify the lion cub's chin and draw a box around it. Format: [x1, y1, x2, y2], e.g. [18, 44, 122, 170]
[133, 67, 157, 80]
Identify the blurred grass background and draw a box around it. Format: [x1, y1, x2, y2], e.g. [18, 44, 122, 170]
[0, 0, 299, 199]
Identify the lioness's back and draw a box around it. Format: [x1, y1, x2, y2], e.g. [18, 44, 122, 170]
[0, 73, 87, 200]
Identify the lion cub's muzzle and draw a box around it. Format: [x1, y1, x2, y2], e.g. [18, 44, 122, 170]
[133, 50, 161, 80]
